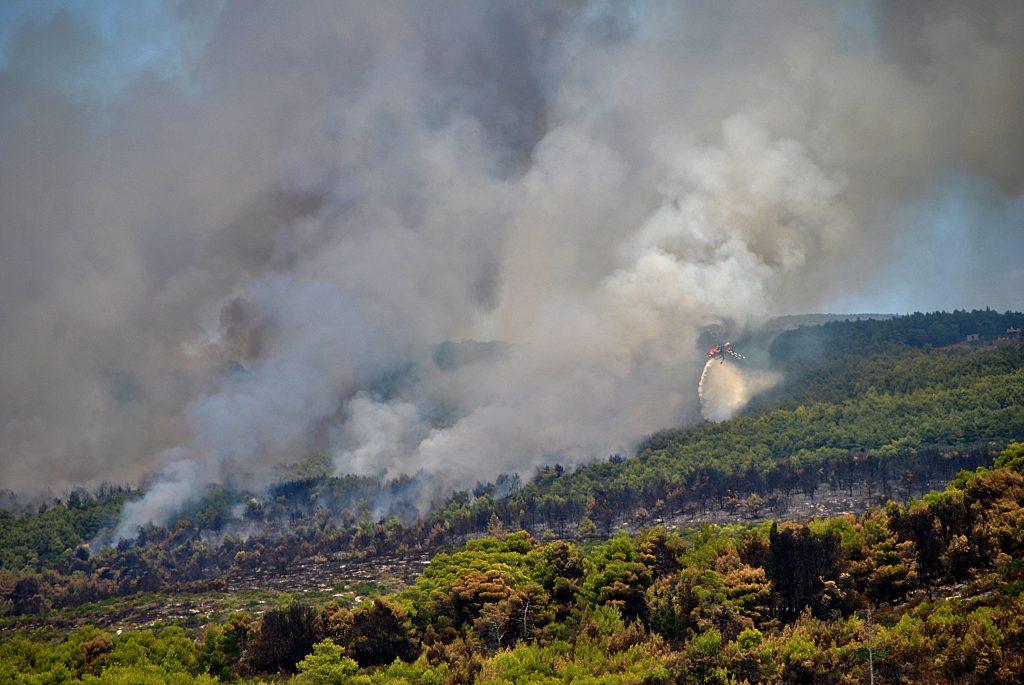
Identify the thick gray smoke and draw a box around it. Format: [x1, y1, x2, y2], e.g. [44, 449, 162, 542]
[1, 2, 1023, 535]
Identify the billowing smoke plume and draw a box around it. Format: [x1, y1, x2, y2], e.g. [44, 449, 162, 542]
[1, 2, 1023, 535]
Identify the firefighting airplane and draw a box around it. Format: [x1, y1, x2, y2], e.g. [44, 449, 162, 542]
[707, 342, 745, 363]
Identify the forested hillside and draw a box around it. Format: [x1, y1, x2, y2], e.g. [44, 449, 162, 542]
[4, 444, 1024, 683]
[1, 312, 1021, 621]
[769, 309, 1021, 363]
[1, 312, 1023, 683]
[490, 345, 1022, 532]
[466, 311, 1023, 535]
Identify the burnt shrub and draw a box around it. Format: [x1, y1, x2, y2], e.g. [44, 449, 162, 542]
[346, 598, 419, 667]
[243, 603, 325, 674]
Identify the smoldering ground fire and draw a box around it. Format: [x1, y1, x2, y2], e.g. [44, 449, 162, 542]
[0, 2, 1023, 538]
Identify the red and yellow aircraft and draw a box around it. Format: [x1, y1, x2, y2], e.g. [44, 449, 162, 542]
[707, 342, 745, 363]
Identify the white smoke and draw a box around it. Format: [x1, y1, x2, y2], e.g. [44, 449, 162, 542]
[115, 112, 836, 537]
[333, 394, 427, 478]
[319, 114, 846, 488]
[112, 455, 204, 541]
[698, 360, 783, 423]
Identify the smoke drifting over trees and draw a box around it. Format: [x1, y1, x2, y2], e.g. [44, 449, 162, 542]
[1, 2, 1023, 533]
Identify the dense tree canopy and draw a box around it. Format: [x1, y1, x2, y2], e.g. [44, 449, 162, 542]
[2, 312, 1022, 622]
[2, 312, 1023, 683]
[2, 444, 1024, 683]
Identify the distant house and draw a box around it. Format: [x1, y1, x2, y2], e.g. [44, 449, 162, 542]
[965, 333, 980, 343]
[996, 326, 1021, 344]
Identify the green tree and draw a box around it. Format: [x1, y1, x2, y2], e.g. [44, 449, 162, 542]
[294, 639, 359, 685]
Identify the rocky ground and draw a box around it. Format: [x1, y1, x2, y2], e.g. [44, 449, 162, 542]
[221, 551, 432, 596]
[620, 477, 953, 533]
[1, 553, 432, 634]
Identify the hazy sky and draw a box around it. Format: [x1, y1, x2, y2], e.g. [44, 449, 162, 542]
[1, 2, 1022, 518]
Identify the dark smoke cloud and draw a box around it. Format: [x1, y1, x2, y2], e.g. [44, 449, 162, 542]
[1, 1, 1022, 534]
